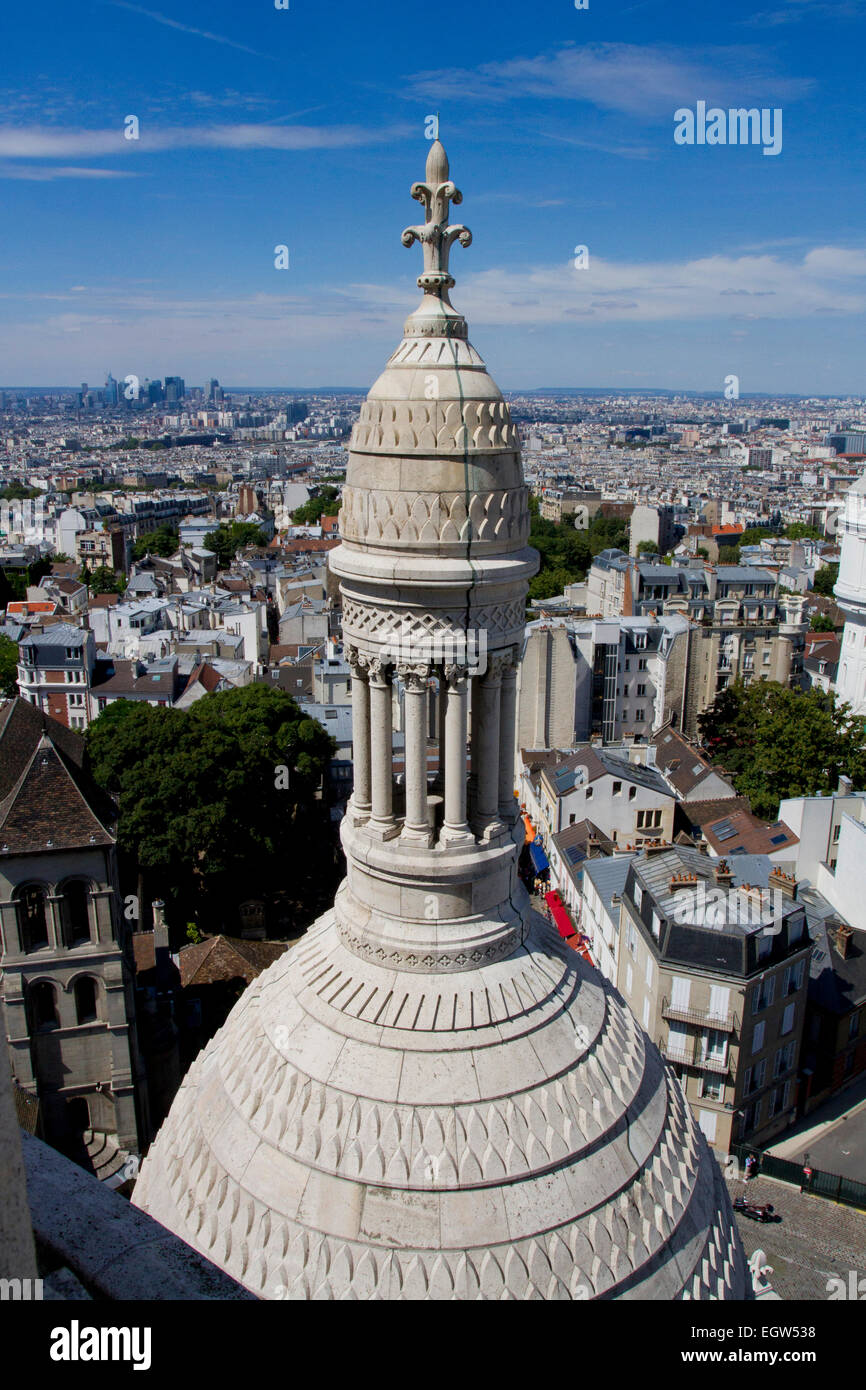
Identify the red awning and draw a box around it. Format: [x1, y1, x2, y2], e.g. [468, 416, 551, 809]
[544, 890, 576, 940]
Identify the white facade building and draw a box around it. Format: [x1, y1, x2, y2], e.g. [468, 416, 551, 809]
[835, 475, 866, 715]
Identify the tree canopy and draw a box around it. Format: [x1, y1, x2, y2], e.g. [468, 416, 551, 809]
[697, 680, 866, 819]
[813, 562, 839, 597]
[291, 486, 341, 525]
[203, 522, 268, 569]
[132, 525, 178, 561]
[85, 685, 337, 936]
[810, 613, 836, 632]
[786, 523, 823, 541]
[527, 507, 628, 602]
[0, 634, 18, 698]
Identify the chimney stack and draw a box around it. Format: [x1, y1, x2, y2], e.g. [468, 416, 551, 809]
[830, 921, 853, 959]
[768, 866, 797, 901]
[714, 859, 734, 888]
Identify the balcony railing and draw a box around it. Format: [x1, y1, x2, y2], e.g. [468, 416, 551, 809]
[661, 998, 738, 1033]
[660, 1035, 730, 1075]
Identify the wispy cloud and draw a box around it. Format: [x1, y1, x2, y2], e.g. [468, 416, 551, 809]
[0, 122, 411, 159]
[744, 0, 865, 26]
[408, 43, 814, 119]
[344, 244, 866, 325]
[101, 1, 271, 58]
[0, 164, 137, 180]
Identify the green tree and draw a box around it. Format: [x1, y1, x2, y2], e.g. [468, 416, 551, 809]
[636, 540, 659, 556]
[717, 545, 741, 564]
[203, 522, 268, 569]
[698, 681, 866, 819]
[813, 563, 839, 597]
[739, 526, 776, 547]
[85, 686, 337, 935]
[810, 613, 835, 632]
[291, 486, 340, 526]
[0, 634, 19, 697]
[786, 523, 822, 541]
[132, 525, 178, 561]
[90, 565, 124, 595]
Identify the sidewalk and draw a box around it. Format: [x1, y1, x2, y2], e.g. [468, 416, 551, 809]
[766, 1072, 866, 1174]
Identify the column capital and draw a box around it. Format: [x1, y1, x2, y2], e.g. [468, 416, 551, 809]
[397, 661, 431, 692]
[443, 662, 469, 689]
[344, 643, 370, 678]
[367, 656, 393, 687]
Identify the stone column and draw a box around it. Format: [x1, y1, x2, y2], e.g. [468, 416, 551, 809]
[434, 667, 447, 790]
[46, 894, 65, 951]
[367, 658, 398, 838]
[498, 650, 519, 823]
[399, 663, 433, 845]
[441, 664, 473, 845]
[346, 645, 372, 821]
[472, 654, 506, 839]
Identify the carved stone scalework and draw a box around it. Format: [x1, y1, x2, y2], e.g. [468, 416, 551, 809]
[134, 139, 750, 1303]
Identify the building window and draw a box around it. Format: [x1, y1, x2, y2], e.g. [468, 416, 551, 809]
[780, 1002, 795, 1036]
[61, 881, 91, 948]
[753, 1058, 767, 1090]
[635, 709, 645, 722]
[585, 786, 593, 799]
[633, 883, 642, 912]
[651, 911, 661, 941]
[28, 981, 59, 1032]
[18, 886, 49, 952]
[74, 976, 99, 1025]
[743, 1065, 753, 1095]
[627, 922, 637, 956]
[629, 786, 636, 801]
[849, 1012, 861, 1040]
[752, 1020, 766, 1054]
[613, 780, 622, 796]
[701, 1075, 724, 1101]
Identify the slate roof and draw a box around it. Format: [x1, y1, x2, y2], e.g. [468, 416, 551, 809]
[0, 697, 115, 854]
[179, 935, 289, 989]
[703, 808, 799, 857]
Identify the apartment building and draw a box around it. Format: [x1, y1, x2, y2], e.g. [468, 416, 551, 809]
[585, 552, 808, 737]
[517, 615, 690, 751]
[16, 624, 95, 731]
[615, 845, 812, 1154]
[528, 745, 678, 849]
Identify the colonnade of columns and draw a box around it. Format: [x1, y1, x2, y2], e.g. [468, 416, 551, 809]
[345, 644, 519, 847]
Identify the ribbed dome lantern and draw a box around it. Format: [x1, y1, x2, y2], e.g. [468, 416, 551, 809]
[133, 142, 749, 1301]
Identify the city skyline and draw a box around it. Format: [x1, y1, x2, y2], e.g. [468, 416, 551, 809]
[0, 0, 864, 391]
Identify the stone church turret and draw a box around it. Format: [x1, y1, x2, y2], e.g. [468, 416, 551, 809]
[133, 143, 749, 1301]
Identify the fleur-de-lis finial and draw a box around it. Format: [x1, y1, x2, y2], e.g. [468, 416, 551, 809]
[401, 140, 472, 303]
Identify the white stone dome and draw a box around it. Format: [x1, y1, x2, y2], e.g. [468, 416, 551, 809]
[133, 905, 746, 1299]
[133, 139, 748, 1300]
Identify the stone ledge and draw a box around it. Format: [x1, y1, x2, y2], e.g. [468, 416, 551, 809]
[21, 1131, 257, 1301]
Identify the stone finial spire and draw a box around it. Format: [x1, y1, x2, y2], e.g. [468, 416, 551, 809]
[401, 140, 472, 301]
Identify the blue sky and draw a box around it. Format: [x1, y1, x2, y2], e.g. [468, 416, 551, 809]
[1, 0, 865, 392]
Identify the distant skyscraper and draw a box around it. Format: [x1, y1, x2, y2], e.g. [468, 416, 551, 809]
[147, 380, 164, 404]
[164, 376, 185, 403]
[103, 372, 118, 406]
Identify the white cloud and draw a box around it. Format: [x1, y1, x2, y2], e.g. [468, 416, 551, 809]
[0, 164, 137, 180]
[0, 121, 411, 160]
[345, 244, 866, 325]
[408, 43, 814, 119]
